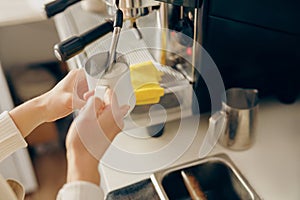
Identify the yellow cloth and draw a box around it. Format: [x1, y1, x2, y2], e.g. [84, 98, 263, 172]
[130, 61, 164, 105]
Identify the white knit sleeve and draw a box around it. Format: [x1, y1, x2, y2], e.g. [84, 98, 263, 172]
[0, 111, 27, 162]
[56, 181, 104, 200]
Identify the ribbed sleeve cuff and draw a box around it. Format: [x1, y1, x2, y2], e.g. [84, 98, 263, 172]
[56, 181, 104, 200]
[0, 111, 27, 161]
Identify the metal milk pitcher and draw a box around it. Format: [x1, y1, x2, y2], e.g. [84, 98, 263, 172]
[218, 88, 259, 150]
[199, 88, 259, 158]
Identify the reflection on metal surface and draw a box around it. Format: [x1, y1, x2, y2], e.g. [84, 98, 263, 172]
[151, 154, 261, 200]
[219, 88, 259, 151]
[181, 170, 207, 200]
[104, 0, 160, 19]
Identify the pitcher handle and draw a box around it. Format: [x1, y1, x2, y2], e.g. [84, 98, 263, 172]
[95, 85, 108, 100]
[198, 111, 228, 158]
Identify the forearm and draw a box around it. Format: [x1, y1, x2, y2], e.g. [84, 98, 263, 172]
[66, 152, 100, 185]
[9, 95, 47, 138]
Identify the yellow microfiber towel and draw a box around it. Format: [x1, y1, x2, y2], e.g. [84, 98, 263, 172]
[130, 61, 164, 105]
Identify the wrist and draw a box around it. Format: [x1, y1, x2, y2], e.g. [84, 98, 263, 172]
[9, 95, 47, 137]
[32, 94, 49, 123]
[66, 149, 100, 185]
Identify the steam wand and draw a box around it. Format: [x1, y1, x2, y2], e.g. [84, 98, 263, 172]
[105, 3, 124, 74]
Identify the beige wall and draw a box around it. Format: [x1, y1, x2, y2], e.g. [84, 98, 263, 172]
[0, 19, 59, 70]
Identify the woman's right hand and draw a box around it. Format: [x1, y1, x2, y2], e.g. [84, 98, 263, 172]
[65, 91, 129, 184]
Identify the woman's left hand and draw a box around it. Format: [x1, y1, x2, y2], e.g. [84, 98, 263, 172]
[9, 69, 91, 138]
[42, 68, 89, 122]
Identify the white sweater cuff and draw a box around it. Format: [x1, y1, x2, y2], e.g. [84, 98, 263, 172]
[0, 111, 27, 161]
[56, 181, 104, 200]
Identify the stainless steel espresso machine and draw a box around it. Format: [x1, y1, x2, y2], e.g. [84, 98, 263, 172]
[45, 0, 205, 136]
[45, 0, 202, 75]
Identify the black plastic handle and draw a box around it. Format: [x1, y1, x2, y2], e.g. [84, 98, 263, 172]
[45, 0, 82, 18]
[114, 9, 123, 28]
[54, 20, 114, 61]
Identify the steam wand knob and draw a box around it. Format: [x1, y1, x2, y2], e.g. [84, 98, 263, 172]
[45, 0, 82, 18]
[54, 20, 114, 61]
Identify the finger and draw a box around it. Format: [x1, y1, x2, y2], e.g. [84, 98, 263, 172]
[103, 89, 112, 106]
[76, 69, 89, 99]
[120, 105, 130, 117]
[83, 90, 95, 100]
[80, 96, 105, 117]
[105, 89, 120, 108]
[76, 80, 88, 100]
[72, 69, 89, 110]
[107, 89, 122, 120]
[94, 97, 106, 115]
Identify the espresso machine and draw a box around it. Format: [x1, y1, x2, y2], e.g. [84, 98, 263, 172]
[45, 0, 202, 74]
[44, 0, 207, 137]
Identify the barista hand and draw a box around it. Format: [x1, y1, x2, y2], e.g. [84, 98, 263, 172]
[9, 69, 89, 137]
[41, 68, 88, 122]
[65, 91, 129, 184]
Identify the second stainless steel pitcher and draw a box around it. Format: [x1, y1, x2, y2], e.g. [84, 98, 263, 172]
[219, 88, 259, 150]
